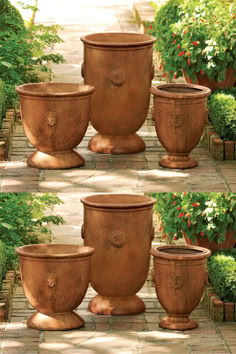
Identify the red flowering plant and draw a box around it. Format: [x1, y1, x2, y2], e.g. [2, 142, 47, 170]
[146, 0, 236, 82]
[150, 193, 236, 244]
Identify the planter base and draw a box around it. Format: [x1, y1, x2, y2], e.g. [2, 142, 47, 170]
[88, 294, 145, 315]
[160, 154, 198, 169]
[27, 150, 85, 169]
[160, 315, 198, 331]
[88, 133, 145, 154]
[27, 311, 85, 331]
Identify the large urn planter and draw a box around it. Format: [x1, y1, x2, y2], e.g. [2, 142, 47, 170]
[183, 67, 236, 91]
[16, 83, 95, 169]
[151, 83, 211, 169]
[80, 194, 156, 315]
[183, 229, 236, 253]
[151, 245, 211, 330]
[80, 32, 156, 154]
[16, 244, 95, 330]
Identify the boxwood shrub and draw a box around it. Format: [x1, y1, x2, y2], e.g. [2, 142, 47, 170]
[0, 241, 6, 286]
[208, 88, 236, 141]
[208, 249, 236, 303]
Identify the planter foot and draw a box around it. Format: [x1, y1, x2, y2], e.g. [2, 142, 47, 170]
[160, 315, 198, 331]
[88, 294, 145, 315]
[27, 311, 85, 330]
[160, 155, 198, 169]
[27, 150, 85, 169]
[88, 133, 145, 154]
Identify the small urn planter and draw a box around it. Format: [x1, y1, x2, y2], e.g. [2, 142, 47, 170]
[151, 83, 211, 169]
[80, 32, 156, 154]
[80, 194, 156, 315]
[16, 244, 95, 330]
[16, 83, 95, 169]
[151, 245, 211, 330]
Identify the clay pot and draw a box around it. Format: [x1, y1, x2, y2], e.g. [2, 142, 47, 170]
[16, 244, 95, 330]
[183, 229, 236, 253]
[151, 245, 211, 330]
[183, 67, 236, 91]
[80, 194, 156, 315]
[80, 32, 156, 154]
[151, 83, 211, 169]
[16, 83, 95, 169]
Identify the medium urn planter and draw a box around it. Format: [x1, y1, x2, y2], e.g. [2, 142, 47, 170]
[80, 32, 156, 154]
[16, 244, 95, 330]
[183, 229, 236, 253]
[80, 194, 156, 315]
[151, 245, 211, 330]
[151, 83, 211, 169]
[16, 83, 95, 169]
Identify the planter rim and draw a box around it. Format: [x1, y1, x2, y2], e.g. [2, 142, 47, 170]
[80, 32, 156, 48]
[151, 245, 211, 260]
[80, 193, 156, 209]
[150, 83, 211, 99]
[16, 244, 95, 259]
[15, 83, 95, 98]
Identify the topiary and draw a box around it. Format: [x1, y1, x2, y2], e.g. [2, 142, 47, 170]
[0, 0, 25, 35]
[208, 88, 236, 141]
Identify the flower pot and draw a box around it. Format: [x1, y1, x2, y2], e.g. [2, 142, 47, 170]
[16, 244, 95, 330]
[16, 83, 95, 169]
[150, 83, 211, 169]
[183, 229, 236, 253]
[183, 67, 236, 91]
[80, 33, 156, 154]
[80, 194, 156, 315]
[151, 245, 211, 330]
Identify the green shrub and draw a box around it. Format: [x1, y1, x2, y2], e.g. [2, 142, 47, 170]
[0, 0, 25, 35]
[0, 80, 6, 128]
[208, 249, 236, 302]
[208, 88, 236, 141]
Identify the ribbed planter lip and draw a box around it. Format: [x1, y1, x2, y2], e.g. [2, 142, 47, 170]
[151, 245, 211, 260]
[150, 83, 211, 99]
[15, 83, 95, 98]
[80, 32, 156, 48]
[16, 244, 95, 259]
[81, 194, 156, 209]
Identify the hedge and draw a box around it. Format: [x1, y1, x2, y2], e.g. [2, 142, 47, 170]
[208, 88, 236, 141]
[0, 0, 25, 35]
[0, 80, 6, 128]
[208, 249, 236, 303]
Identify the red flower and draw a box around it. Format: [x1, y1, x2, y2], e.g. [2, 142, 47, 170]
[162, 73, 166, 77]
[186, 51, 190, 56]
[182, 212, 185, 217]
[200, 70, 204, 75]
[200, 232, 204, 236]
[178, 213, 182, 218]
[187, 213, 190, 218]
[192, 41, 198, 46]
[178, 51, 185, 57]
[159, 226, 163, 231]
[173, 40, 176, 44]
[172, 194, 175, 199]
[173, 235, 177, 240]
[184, 192, 187, 196]
[200, 18, 205, 23]
[188, 58, 191, 66]
[162, 234, 167, 239]
[177, 44, 181, 50]
[172, 33, 176, 37]
[169, 232, 173, 235]
[150, 24, 153, 29]
[173, 201, 176, 206]
[174, 74, 177, 79]
[177, 206, 181, 211]
[188, 220, 191, 227]
[184, 30, 187, 34]
[159, 65, 163, 70]
[169, 70, 173, 73]
[233, 15, 235, 19]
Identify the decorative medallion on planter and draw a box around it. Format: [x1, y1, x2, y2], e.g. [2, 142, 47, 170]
[16, 244, 95, 330]
[80, 32, 156, 154]
[80, 194, 156, 315]
[16, 83, 95, 169]
[151, 83, 211, 169]
[151, 245, 211, 330]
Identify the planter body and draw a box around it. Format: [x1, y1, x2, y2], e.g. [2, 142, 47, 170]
[16, 244, 95, 330]
[151, 245, 211, 330]
[184, 229, 236, 253]
[16, 83, 95, 169]
[80, 33, 156, 154]
[81, 194, 156, 315]
[151, 83, 211, 169]
[183, 67, 236, 91]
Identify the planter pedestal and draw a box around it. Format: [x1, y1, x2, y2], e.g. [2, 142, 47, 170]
[27, 311, 84, 331]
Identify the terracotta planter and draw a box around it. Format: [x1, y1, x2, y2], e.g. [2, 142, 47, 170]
[183, 67, 236, 91]
[183, 229, 236, 253]
[16, 83, 95, 169]
[80, 32, 156, 154]
[80, 194, 156, 315]
[151, 83, 211, 169]
[16, 244, 95, 330]
[151, 245, 211, 330]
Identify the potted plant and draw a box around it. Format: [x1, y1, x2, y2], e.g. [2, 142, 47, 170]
[152, 192, 236, 252]
[147, 0, 236, 90]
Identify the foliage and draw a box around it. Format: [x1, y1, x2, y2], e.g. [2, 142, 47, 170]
[150, 192, 236, 244]
[0, 0, 65, 108]
[0, 79, 6, 128]
[146, 0, 236, 82]
[0, 0, 25, 34]
[0, 241, 6, 284]
[0, 193, 65, 270]
[208, 88, 236, 141]
[208, 249, 236, 302]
